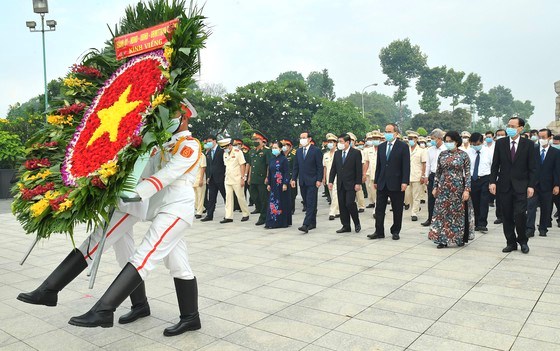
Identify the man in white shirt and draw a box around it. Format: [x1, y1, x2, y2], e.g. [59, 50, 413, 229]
[467, 132, 493, 232]
[421, 128, 446, 227]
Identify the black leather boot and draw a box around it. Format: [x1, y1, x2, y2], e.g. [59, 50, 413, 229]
[163, 277, 201, 336]
[118, 281, 151, 324]
[68, 263, 142, 328]
[17, 249, 88, 306]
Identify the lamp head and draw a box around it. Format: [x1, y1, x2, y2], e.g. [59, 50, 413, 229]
[26, 21, 37, 29]
[46, 20, 56, 29]
[32, 0, 49, 14]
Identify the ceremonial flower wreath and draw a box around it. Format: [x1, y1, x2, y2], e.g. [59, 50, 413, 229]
[12, 0, 208, 243]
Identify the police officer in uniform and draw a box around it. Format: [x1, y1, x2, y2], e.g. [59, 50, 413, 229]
[281, 139, 297, 214]
[248, 131, 271, 226]
[219, 138, 250, 223]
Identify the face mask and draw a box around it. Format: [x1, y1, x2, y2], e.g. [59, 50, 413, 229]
[462, 138, 469, 144]
[350, 141, 355, 147]
[384, 133, 394, 142]
[430, 140, 436, 147]
[531, 136, 538, 141]
[539, 139, 550, 147]
[357, 145, 364, 150]
[485, 137, 493, 144]
[444, 142, 456, 151]
[506, 128, 518, 137]
[282, 146, 288, 152]
[337, 142, 345, 150]
[552, 144, 560, 150]
[300, 138, 309, 147]
[372, 140, 381, 146]
[271, 149, 280, 156]
[253, 140, 261, 147]
[166, 117, 181, 134]
[224, 148, 230, 154]
[327, 142, 334, 150]
[233, 145, 241, 150]
[419, 143, 426, 148]
[366, 140, 374, 146]
[472, 145, 482, 151]
[408, 140, 415, 147]
[204, 142, 213, 149]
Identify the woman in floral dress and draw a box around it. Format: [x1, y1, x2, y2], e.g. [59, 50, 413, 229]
[428, 131, 474, 248]
[265, 142, 292, 228]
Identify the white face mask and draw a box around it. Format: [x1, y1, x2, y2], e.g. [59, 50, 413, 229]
[337, 142, 345, 150]
[300, 138, 309, 147]
[539, 139, 550, 147]
[166, 117, 181, 134]
[327, 142, 334, 150]
[462, 138, 469, 144]
[282, 146, 288, 152]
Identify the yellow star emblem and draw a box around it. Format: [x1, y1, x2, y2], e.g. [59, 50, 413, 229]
[87, 85, 141, 147]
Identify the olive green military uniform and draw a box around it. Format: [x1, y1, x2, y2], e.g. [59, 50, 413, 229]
[249, 147, 271, 224]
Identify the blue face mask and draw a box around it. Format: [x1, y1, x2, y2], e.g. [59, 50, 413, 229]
[372, 140, 381, 146]
[271, 149, 280, 156]
[204, 142, 213, 149]
[384, 133, 394, 142]
[472, 145, 483, 151]
[444, 142, 456, 151]
[408, 140, 415, 147]
[506, 128, 518, 138]
[531, 135, 538, 141]
[430, 140, 436, 147]
[485, 137, 493, 144]
[552, 144, 560, 150]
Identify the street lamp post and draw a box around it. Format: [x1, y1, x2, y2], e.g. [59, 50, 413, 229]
[361, 83, 378, 119]
[26, 0, 56, 114]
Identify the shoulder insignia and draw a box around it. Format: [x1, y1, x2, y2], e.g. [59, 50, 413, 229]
[181, 146, 195, 158]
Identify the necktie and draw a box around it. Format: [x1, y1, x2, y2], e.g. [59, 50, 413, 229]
[473, 151, 480, 181]
[342, 151, 346, 163]
[510, 141, 516, 160]
[386, 143, 392, 160]
[541, 149, 546, 164]
[303, 147, 307, 159]
[212, 148, 215, 160]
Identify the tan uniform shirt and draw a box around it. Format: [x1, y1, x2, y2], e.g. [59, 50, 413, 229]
[223, 148, 246, 185]
[193, 154, 207, 187]
[323, 150, 336, 180]
[363, 146, 377, 178]
[409, 146, 427, 182]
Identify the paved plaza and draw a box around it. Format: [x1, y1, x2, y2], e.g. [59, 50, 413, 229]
[2, 196, 560, 351]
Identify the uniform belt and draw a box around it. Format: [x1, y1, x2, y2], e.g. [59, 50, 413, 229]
[472, 174, 490, 180]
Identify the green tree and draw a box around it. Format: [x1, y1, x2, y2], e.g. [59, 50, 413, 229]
[462, 73, 483, 106]
[0, 130, 25, 168]
[475, 91, 494, 124]
[184, 88, 234, 139]
[489, 85, 514, 123]
[343, 91, 411, 128]
[416, 66, 446, 112]
[410, 108, 470, 132]
[379, 38, 427, 118]
[440, 68, 465, 110]
[306, 69, 335, 100]
[311, 100, 371, 140]
[277, 71, 305, 84]
[512, 99, 535, 121]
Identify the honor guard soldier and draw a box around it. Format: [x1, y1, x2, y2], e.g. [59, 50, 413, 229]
[281, 139, 297, 214]
[218, 137, 250, 223]
[69, 104, 203, 337]
[248, 131, 271, 225]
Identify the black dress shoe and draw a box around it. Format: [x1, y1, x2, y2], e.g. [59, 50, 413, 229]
[329, 215, 335, 221]
[411, 216, 418, 222]
[539, 231, 547, 237]
[479, 227, 488, 233]
[420, 200, 426, 204]
[474, 226, 480, 231]
[421, 220, 431, 227]
[220, 218, 233, 224]
[502, 245, 517, 253]
[358, 209, 365, 213]
[366, 204, 375, 208]
[437, 243, 447, 249]
[336, 227, 351, 233]
[457, 242, 465, 247]
[195, 215, 202, 219]
[526, 230, 535, 238]
[335, 214, 340, 218]
[392, 233, 400, 240]
[302, 207, 307, 212]
[520, 244, 529, 254]
[298, 225, 309, 233]
[367, 233, 385, 239]
[255, 220, 265, 226]
[494, 219, 503, 224]
[241, 216, 249, 222]
[404, 204, 410, 210]
[251, 209, 259, 214]
[200, 216, 213, 222]
[355, 224, 361, 233]
[308, 224, 316, 230]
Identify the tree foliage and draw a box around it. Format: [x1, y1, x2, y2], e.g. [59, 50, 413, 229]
[276, 71, 305, 84]
[311, 100, 371, 141]
[410, 108, 471, 132]
[306, 69, 335, 100]
[440, 68, 465, 110]
[416, 66, 446, 113]
[343, 91, 411, 129]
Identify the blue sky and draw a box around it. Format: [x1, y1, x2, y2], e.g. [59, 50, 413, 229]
[2, 0, 559, 128]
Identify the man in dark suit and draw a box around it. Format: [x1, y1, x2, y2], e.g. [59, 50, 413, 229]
[526, 128, 560, 237]
[291, 131, 324, 233]
[201, 135, 226, 221]
[328, 134, 363, 233]
[490, 117, 537, 253]
[368, 123, 410, 240]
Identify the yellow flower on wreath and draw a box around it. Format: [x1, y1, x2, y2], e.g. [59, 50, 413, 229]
[98, 160, 118, 179]
[47, 114, 73, 126]
[30, 198, 49, 217]
[43, 190, 61, 201]
[151, 94, 170, 109]
[57, 198, 73, 212]
[164, 46, 174, 63]
[63, 77, 93, 89]
[24, 169, 52, 182]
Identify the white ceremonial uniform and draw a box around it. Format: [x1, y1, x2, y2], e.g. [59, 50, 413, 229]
[193, 155, 207, 216]
[363, 146, 377, 206]
[129, 130, 201, 280]
[224, 148, 250, 219]
[405, 145, 427, 216]
[323, 150, 339, 217]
